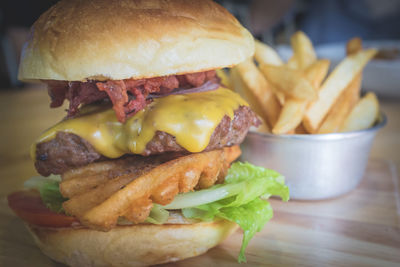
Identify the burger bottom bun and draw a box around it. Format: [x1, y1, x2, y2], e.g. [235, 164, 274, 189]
[27, 219, 238, 267]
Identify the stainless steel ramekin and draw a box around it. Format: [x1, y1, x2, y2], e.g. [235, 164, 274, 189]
[240, 114, 387, 200]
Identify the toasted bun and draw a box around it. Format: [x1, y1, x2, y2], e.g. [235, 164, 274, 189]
[18, 0, 254, 82]
[27, 219, 238, 267]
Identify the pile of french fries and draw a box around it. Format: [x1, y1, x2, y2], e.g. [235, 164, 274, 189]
[220, 31, 380, 134]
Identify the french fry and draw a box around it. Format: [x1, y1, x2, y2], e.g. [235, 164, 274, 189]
[271, 34, 325, 134]
[317, 75, 361, 133]
[232, 59, 281, 128]
[63, 172, 137, 218]
[253, 40, 286, 105]
[272, 99, 307, 134]
[346, 37, 362, 56]
[240, 35, 377, 135]
[274, 89, 286, 106]
[272, 60, 329, 134]
[303, 49, 377, 133]
[317, 39, 363, 134]
[61, 156, 161, 198]
[287, 56, 299, 69]
[259, 64, 317, 101]
[304, 59, 330, 89]
[341, 92, 380, 132]
[61, 173, 111, 198]
[254, 40, 284, 66]
[291, 31, 317, 69]
[61, 160, 130, 197]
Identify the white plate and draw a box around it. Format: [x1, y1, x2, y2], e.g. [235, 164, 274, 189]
[276, 40, 400, 97]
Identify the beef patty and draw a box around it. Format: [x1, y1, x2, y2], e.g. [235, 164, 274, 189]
[35, 106, 259, 176]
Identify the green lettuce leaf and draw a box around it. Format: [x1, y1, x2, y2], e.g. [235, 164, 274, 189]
[145, 204, 170, 224]
[166, 161, 289, 262]
[24, 175, 67, 213]
[218, 198, 273, 263]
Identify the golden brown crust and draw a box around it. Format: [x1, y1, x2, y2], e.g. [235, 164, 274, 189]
[27, 219, 238, 267]
[18, 0, 254, 82]
[61, 146, 241, 231]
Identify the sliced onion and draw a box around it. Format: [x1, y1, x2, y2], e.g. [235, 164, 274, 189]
[149, 80, 220, 98]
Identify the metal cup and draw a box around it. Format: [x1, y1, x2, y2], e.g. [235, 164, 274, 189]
[240, 114, 387, 200]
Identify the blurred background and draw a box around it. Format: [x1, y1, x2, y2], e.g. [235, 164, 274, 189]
[0, 0, 399, 91]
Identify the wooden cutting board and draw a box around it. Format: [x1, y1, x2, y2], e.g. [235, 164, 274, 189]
[1, 158, 399, 266]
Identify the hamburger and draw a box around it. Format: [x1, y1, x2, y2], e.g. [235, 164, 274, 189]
[8, 0, 289, 266]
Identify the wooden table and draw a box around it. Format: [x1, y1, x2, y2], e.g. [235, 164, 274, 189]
[1, 85, 399, 266]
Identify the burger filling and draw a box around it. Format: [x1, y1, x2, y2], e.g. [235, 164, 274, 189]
[11, 159, 289, 263]
[35, 106, 258, 176]
[9, 70, 290, 263]
[32, 87, 257, 173]
[46, 70, 218, 123]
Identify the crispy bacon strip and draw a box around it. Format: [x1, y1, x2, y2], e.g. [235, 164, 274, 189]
[96, 80, 128, 122]
[45, 70, 216, 122]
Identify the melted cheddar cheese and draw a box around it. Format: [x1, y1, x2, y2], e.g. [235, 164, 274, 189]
[32, 87, 248, 159]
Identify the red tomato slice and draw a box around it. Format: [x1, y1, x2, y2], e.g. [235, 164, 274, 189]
[8, 190, 79, 227]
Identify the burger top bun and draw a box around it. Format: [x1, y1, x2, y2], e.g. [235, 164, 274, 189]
[18, 0, 254, 82]
[28, 218, 238, 267]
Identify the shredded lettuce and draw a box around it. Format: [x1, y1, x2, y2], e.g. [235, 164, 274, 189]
[24, 175, 67, 213]
[164, 162, 289, 262]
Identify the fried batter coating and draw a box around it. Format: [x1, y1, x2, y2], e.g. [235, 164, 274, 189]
[61, 146, 241, 231]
